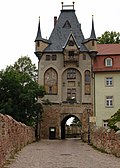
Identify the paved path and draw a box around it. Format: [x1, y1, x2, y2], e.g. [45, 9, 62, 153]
[6, 139, 120, 168]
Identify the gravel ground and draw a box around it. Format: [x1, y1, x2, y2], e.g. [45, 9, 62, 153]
[5, 139, 120, 168]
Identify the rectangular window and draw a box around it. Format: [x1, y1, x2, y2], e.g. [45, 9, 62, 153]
[105, 58, 112, 67]
[67, 88, 76, 99]
[52, 55, 57, 61]
[83, 54, 86, 60]
[67, 88, 71, 99]
[92, 40, 95, 46]
[72, 88, 76, 99]
[106, 96, 113, 107]
[103, 120, 108, 128]
[69, 51, 74, 57]
[105, 77, 113, 86]
[37, 41, 40, 47]
[46, 55, 50, 60]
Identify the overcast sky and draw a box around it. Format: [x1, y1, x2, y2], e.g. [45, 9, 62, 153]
[0, 0, 120, 70]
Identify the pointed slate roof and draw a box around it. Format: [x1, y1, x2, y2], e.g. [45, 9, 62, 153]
[44, 9, 88, 52]
[90, 15, 96, 40]
[35, 17, 51, 44]
[35, 17, 42, 41]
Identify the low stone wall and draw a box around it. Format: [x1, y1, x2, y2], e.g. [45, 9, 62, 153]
[0, 113, 35, 167]
[90, 125, 120, 157]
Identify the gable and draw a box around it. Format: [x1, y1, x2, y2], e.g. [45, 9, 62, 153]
[44, 10, 88, 52]
[63, 33, 79, 50]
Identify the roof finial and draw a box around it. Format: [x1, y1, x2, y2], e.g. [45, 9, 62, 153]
[90, 15, 96, 40]
[73, 2, 75, 10]
[35, 16, 42, 41]
[61, 2, 64, 10]
[61, 2, 75, 10]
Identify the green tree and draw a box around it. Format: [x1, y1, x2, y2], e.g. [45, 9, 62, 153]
[108, 109, 120, 131]
[97, 31, 120, 44]
[0, 56, 45, 126]
[71, 117, 81, 127]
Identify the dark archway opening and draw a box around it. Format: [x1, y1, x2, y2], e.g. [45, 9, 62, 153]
[61, 115, 81, 139]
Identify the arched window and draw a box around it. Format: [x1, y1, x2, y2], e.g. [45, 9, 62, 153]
[44, 68, 58, 95]
[105, 58, 112, 67]
[84, 70, 91, 95]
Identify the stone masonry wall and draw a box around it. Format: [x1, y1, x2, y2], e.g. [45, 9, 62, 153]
[0, 114, 35, 167]
[90, 125, 120, 157]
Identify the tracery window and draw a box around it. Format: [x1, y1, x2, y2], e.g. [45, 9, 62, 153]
[85, 70, 91, 95]
[44, 68, 58, 95]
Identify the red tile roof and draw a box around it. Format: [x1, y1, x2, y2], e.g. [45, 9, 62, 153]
[97, 44, 120, 55]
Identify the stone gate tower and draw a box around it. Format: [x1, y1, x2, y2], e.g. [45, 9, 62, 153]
[34, 2, 97, 140]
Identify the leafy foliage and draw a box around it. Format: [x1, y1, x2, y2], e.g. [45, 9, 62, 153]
[108, 109, 120, 131]
[97, 31, 120, 44]
[0, 56, 45, 126]
[71, 117, 82, 127]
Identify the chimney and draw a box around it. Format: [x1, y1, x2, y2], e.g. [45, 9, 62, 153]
[54, 16, 57, 27]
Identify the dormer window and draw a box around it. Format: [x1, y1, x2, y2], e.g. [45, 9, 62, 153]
[105, 58, 112, 67]
[63, 20, 71, 29]
[69, 51, 74, 57]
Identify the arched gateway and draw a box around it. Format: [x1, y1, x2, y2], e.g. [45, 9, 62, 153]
[61, 114, 81, 139]
[40, 104, 92, 141]
[35, 3, 96, 141]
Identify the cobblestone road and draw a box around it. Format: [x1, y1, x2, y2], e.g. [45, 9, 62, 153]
[6, 139, 120, 168]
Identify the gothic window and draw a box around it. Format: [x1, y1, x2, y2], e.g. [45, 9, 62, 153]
[67, 69, 76, 79]
[44, 68, 58, 95]
[63, 20, 71, 29]
[85, 70, 91, 95]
